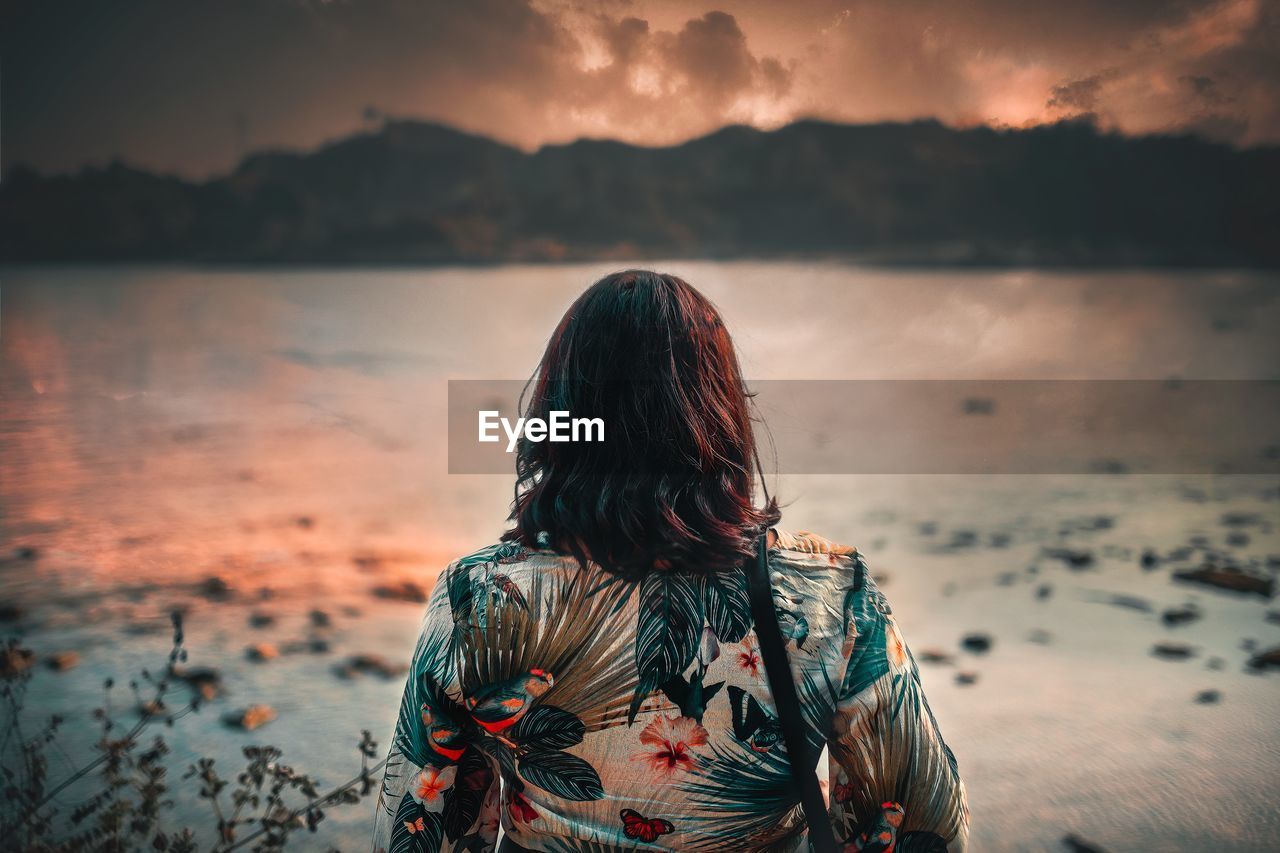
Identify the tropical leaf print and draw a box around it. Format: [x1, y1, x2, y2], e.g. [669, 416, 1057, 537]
[679, 739, 806, 850]
[631, 571, 701, 720]
[454, 541, 527, 569]
[480, 738, 519, 789]
[830, 649, 966, 848]
[840, 587, 890, 699]
[461, 569, 637, 734]
[389, 790, 443, 853]
[898, 831, 951, 852]
[518, 749, 605, 801]
[514, 704, 587, 751]
[442, 746, 494, 840]
[700, 567, 752, 643]
[447, 542, 530, 628]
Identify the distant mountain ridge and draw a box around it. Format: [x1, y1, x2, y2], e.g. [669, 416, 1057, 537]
[2, 118, 1277, 265]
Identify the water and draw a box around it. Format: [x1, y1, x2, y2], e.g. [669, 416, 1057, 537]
[2, 263, 1279, 851]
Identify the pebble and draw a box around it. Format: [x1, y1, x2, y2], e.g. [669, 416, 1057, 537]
[1194, 689, 1221, 704]
[227, 704, 277, 731]
[1172, 566, 1273, 598]
[246, 643, 280, 662]
[372, 580, 428, 603]
[248, 611, 276, 628]
[1161, 603, 1202, 627]
[47, 651, 81, 671]
[334, 654, 408, 680]
[954, 671, 979, 686]
[1062, 834, 1109, 853]
[960, 633, 993, 654]
[1151, 642, 1196, 661]
[1044, 548, 1094, 570]
[1, 646, 35, 678]
[1246, 646, 1280, 671]
[1107, 594, 1153, 613]
[197, 576, 234, 601]
[171, 665, 224, 700]
[916, 648, 954, 665]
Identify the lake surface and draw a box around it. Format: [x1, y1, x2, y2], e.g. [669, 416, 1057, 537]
[2, 263, 1279, 851]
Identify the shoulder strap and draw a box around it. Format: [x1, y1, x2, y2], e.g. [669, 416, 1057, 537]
[745, 533, 840, 853]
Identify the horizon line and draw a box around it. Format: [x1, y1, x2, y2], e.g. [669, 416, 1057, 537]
[6, 112, 1272, 185]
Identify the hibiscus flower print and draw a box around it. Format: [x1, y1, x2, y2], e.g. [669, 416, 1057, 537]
[410, 764, 456, 812]
[632, 714, 709, 776]
[737, 637, 762, 679]
[886, 618, 908, 668]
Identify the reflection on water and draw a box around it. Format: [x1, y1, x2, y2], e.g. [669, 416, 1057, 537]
[2, 264, 1279, 850]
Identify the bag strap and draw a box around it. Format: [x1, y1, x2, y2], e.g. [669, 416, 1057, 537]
[745, 533, 840, 853]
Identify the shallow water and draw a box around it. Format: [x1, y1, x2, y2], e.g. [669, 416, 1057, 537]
[2, 264, 1279, 851]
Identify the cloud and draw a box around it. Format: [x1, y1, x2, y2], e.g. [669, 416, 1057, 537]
[1047, 75, 1111, 112]
[2, 0, 1276, 177]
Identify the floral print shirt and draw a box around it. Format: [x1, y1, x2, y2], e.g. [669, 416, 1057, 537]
[372, 529, 969, 852]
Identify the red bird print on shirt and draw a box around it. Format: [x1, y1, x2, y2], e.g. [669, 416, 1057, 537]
[464, 668, 555, 733]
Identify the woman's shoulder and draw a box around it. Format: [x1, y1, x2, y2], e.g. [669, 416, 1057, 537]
[771, 528, 860, 559]
[445, 540, 540, 570]
[769, 528, 869, 599]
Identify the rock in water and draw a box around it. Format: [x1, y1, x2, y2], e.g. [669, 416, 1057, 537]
[1, 646, 35, 678]
[1044, 548, 1094, 570]
[916, 648, 954, 665]
[334, 654, 408, 680]
[47, 651, 81, 671]
[228, 704, 277, 731]
[1161, 603, 1202, 627]
[371, 580, 428, 602]
[1172, 566, 1273, 598]
[1108, 594, 1153, 612]
[1247, 646, 1280, 671]
[246, 643, 280, 662]
[1062, 834, 1109, 853]
[197, 576, 234, 600]
[171, 665, 224, 700]
[248, 611, 276, 628]
[1151, 642, 1196, 661]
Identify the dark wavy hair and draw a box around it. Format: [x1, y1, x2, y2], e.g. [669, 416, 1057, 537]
[501, 270, 779, 578]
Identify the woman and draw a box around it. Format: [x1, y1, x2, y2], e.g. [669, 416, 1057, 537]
[373, 271, 968, 852]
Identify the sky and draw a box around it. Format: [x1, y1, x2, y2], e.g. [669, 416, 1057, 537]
[3, 0, 1278, 177]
